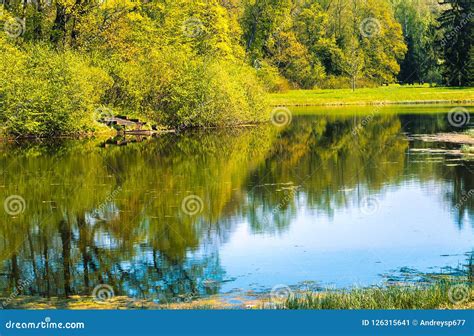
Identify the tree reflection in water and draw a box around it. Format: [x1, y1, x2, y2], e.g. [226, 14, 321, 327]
[0, 113, 472, 304]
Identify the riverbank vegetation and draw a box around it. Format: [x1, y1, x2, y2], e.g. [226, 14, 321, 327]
[4, 281, 472, 310]
[283, 282, 473, 310]
[0, 0, 472, 137]
[0, 0, 269, 137]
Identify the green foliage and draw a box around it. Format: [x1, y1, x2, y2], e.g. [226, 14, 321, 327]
[241, 0, 407, 89]
[0, 38, 112, 137]
[468, 42, 474, 86]
[461, 145, 474, 154]
[149, 56, 268, 127]
[255, 60, 291, 92]
[437, 0, 473, 86]
[391, 0, 442, 84]
[318, 76, 378, 90]
[0, 0, 268, 136]
[241, 0, 293, 60]
[285, 281, 473, 309]
[0, 0, 470, 136]
[268, 30, 326, 88]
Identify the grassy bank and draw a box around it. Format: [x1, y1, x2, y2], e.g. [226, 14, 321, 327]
[270, 86, 474, 106]
[4, 282, 472, 310]
[282, 283, 473, 310]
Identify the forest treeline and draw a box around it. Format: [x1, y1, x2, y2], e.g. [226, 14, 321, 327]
[0, 0, 472, 136]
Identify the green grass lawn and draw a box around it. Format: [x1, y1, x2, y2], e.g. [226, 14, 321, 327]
[269, 85, 474, 106]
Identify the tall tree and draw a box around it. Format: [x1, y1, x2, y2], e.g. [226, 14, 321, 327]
[241, 0, 292, 60]
[437, 0, 473, 86]
[391, 0, 441, 84]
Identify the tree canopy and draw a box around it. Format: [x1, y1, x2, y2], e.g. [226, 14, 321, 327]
[0, 0, 472, 136]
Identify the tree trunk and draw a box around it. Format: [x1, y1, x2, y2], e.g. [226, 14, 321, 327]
[50, 3, 68, 45]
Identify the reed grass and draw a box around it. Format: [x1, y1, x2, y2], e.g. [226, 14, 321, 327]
[283, 282, 473, 310]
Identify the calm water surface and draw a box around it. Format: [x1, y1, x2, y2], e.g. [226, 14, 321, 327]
[1, 106, 473, 304]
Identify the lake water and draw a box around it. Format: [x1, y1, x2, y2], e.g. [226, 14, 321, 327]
[0, 106, 473, 305]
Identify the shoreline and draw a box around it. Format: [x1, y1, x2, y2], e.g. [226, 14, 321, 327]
[1, 96, 472, 140]
[0, 123, 265, 141]
[3, 282, 472, 310]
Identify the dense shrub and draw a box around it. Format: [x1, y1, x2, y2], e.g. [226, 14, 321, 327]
[0, 0, 271, 137]
[151, 57, 268, 127]
[0, 39, 112, 137]
[256, 61, 291, 93]
[0, 0, 279, 139]
[99, 46, 268, 128]
[0, 39, 268, 136]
